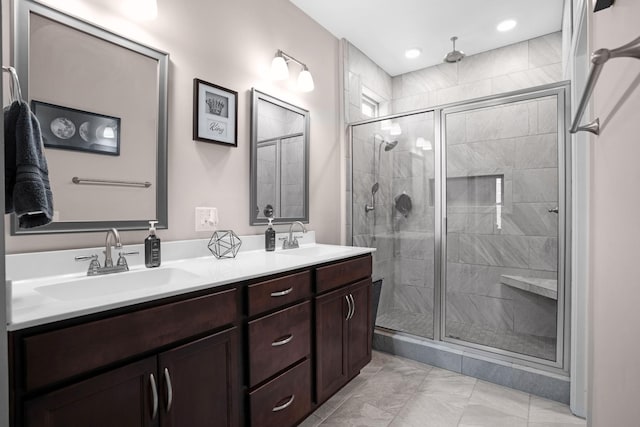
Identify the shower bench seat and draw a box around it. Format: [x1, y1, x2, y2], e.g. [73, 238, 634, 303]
[500, 275, 558, 300]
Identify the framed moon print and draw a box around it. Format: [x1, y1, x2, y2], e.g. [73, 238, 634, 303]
[193, 78, 238, 146]
[31, 100, 120, 156]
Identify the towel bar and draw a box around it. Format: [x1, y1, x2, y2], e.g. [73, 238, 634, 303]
[570, 36, 640, 135]
[72, 177, 152, 188]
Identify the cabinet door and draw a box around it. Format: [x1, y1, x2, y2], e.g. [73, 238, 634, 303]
[347, 279, 372, 377]
[158, 327, 239, 427]
[24, 356, 158, 427]
[315, 287, 349, 403]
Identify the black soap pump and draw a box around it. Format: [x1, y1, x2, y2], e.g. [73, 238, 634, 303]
[145, 220, 161, 267]
[264, 205, 276, 252]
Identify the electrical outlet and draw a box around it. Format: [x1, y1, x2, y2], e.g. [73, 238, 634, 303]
[195, 207, 218, 232]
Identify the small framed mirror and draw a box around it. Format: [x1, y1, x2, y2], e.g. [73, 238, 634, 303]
[250, 89, 309, 225]
[11, 0, 168, 234]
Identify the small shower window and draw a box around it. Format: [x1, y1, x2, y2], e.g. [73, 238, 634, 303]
[361, 94, 378, 118]
[361, 86, 380, 118]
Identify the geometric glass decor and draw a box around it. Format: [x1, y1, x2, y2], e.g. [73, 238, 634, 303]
[207, 230, 242, 259]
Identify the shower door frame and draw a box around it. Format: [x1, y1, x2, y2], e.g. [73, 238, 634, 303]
[439, 82, 572, 372]
[348, 81, 572, 374]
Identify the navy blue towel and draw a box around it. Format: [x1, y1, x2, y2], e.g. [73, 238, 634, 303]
[4, 100, 54, 228]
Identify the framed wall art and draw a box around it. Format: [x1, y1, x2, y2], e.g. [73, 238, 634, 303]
[193, 78, 238, 146]
[32, 100, 120, 156]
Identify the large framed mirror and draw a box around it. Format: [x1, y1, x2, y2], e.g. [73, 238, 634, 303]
[11, 0, 169, 234]
[250, 89, 309, 225]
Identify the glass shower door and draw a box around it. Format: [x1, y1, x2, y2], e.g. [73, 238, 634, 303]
[351, 111, 436, 339]
[442, 93, 565, 362]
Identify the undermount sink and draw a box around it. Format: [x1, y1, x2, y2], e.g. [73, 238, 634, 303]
[277, 245, 350, 258]
[34, 267, 202, 301]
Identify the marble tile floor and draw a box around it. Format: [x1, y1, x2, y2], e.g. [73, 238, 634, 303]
[299, 351, 585, 427]
[376, 309, 556, 361]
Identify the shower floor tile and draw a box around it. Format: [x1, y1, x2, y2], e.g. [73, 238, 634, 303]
[376, 309, 556, 360]
[299, 351, 586, 427]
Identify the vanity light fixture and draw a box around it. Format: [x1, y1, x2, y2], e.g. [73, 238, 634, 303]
[496, 19, 517, 32]
[270, 49, 315, 92]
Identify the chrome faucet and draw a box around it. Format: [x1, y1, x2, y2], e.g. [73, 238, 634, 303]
[75, 228, 139, 276]
[282, 221, 307, 250]
[104, 228, 122, 267]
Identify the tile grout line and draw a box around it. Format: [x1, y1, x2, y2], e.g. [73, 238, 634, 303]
[385, 366, 433, 427]
[318, 356, 388, 424]
[456, 376, 481, 426]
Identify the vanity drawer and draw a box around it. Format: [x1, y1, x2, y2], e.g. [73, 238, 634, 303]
[248, 301, 311, 387]
[22, 288, 237, 392]
[249, 358, 311, 427]
[247, 270, 311, 316]
[315, 255, 372, 294]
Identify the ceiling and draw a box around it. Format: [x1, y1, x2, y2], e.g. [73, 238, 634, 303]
[289, 0, 564, 76]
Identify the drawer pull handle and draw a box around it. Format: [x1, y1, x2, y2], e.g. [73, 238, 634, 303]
[272, 334, 294, 347]
[271, 287, 293, 297]
[150, 373, 159, 420]
[272, 394, 295, 412]
[348, 294, 356, 320]
[164, 367, 173, 412]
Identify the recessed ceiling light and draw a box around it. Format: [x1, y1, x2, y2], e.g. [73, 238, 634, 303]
[497, 19, 517, 32]
[405, 48, 421, 59]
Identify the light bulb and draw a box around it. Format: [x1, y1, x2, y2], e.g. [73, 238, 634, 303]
[405, 48, 421, 59]
[390, 123, 402, 136]
[271, 55, 289, 81]
[297, 67, 315, 92]
[103, 126, 115, 139]
[497, 19, 517, 32]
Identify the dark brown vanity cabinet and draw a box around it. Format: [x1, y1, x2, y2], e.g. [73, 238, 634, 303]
[315, 258, 373, 404]
[24, 328, 239, 427]
[12, 288, 240, 427]
[246, 271, 313, 427]
[9, 254, 373, 427]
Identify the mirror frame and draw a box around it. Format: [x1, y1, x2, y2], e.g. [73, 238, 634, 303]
[11, 0, 169, 234]
[250, 89, 309, 225]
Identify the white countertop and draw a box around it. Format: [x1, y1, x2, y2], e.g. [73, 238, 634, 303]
[7, 233, 375, 331]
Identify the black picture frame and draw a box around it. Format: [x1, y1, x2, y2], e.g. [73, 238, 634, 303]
[193, 78, 238, 147]
[31, 100, 121, 156]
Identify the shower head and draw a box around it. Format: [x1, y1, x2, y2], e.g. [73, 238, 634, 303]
[371, 182, 379, 194]
[384, 140, 398, 151]
[444, 36, 465, 63]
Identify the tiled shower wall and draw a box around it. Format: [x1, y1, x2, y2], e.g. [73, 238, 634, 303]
[391, 32, 563, 113]
[345, 32, 563, 336]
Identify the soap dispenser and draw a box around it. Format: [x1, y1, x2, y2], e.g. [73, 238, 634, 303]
[265, 217, 276, 252]
[145, 220, 161, 267]
[264, 204, 276, 252]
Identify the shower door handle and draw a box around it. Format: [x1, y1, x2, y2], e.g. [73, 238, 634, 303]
[548, 207, 559, 214]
